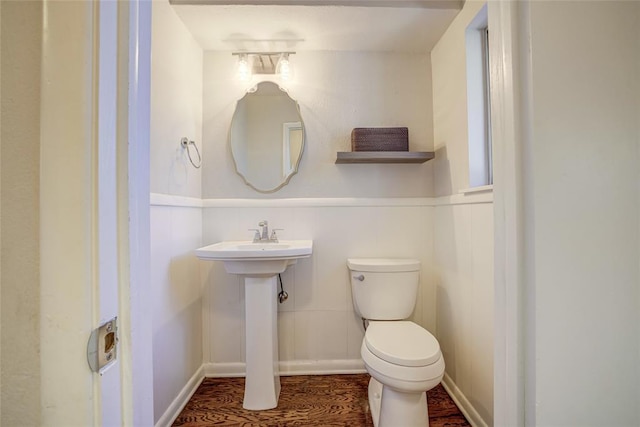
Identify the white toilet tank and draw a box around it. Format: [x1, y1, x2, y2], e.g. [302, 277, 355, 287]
[347, 258, 420, 320]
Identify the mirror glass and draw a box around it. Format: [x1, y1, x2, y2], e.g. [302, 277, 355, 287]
[230, 82, 305, 193]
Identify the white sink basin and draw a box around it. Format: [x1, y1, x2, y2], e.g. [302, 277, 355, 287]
[195, 240, 313, 276]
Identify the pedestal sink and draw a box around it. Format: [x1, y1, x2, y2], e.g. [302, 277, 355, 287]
[195, 240, 313, 410]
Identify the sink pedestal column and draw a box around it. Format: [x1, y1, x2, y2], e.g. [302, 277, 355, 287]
[243, 276, 281, 410]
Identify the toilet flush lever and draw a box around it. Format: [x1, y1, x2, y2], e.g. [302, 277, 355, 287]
[353, 274, 365, 281]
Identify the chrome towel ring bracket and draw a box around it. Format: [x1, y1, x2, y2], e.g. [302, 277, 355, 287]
[180, 137, 202, 169]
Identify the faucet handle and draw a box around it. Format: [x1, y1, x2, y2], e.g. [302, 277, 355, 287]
[248, 229, 261, 242]
[270, 229, 284, 242]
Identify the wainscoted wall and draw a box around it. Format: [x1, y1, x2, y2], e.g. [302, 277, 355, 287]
[197, 48, 439, 375]
[151, 192, 494, 427]
[150, 1, 204, 424]
[150, 203, 203, 424]
[433, 193, 493, 427]
[430, 2, 494, 426]
[199, 199, 435, 375]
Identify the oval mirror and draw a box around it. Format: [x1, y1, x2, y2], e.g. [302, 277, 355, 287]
[229, 81, 305, 193]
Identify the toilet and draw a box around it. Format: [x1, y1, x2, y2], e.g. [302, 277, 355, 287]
[347, 258, 445, 427]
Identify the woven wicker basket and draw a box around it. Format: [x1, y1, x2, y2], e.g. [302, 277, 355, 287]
[351, 127, 409, 152]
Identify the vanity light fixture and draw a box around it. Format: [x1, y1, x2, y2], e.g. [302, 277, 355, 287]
[236, 53, 252, 82]
[276, 53, 292, 81]
[233, 51, 295, 82]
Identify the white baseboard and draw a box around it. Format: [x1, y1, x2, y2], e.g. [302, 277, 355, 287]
[441, 373, 488, 427]
[280, 359, 366, 375]
[203, 362, 245, 377]
[155, 366, 205, 427]
[204, 359, 366, 377]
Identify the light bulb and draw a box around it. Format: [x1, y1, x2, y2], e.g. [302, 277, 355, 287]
[277, 53, 292, 81]
[237, 53, 252, 82]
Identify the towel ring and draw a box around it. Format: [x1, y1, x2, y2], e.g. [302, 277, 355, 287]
[180, 137, 202, 169]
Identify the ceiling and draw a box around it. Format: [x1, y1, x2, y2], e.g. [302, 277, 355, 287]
[171, 1, 461, 53]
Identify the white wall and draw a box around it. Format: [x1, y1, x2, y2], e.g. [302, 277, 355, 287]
[431, 1, 486, 197]
[202, 51, 435, 198]
[199, 49, 438, 372]
[522, 2, 640, 425]
[431, 2, 494, 426]
[0, 1, 42, 424]
[150, 1, 204, 423]
[150, 0, 202, 198]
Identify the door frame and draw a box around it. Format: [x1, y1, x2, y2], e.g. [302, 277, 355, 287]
[119, 1, 154, 425]
[488, 1, 527, 426]
[39, 0, 153, 425]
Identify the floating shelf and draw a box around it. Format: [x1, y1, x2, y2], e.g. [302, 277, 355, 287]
[335, 151, 435, 164]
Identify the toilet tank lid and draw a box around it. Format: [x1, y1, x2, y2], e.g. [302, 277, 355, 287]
[347, 258, 420, 272]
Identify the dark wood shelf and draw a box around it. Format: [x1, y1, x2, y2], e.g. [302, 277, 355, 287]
[335, 151, 435, 164]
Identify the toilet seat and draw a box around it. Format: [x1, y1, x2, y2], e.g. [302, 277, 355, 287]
[365, 321, 441, 367]
[361, 341, 445, 384]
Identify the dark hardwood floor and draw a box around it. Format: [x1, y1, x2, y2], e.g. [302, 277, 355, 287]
[173, 374, 470, 426]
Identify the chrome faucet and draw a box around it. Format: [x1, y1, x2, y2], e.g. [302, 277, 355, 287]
[250, 220, 282, 243]
[258, 220, 269, 241]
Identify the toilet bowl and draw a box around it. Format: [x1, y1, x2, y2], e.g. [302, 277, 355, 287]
[347, 259, 445, 427]
[362, 321, 444, 427]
